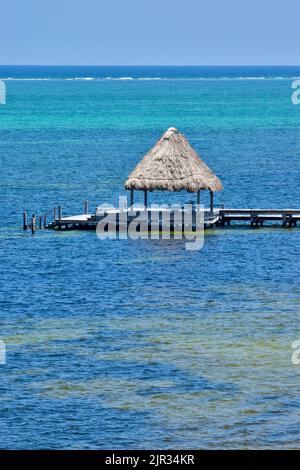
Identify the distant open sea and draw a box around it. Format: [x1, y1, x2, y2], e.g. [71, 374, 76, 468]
[0, 65, 300, 449]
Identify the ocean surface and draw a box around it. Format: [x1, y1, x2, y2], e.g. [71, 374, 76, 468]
[0, 65, 300, 449]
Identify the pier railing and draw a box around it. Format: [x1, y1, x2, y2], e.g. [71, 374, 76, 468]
[219, 209, 300, 227]
[23, 200, 90, 233]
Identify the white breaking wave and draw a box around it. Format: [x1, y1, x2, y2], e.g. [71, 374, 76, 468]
[74, 77, 94, 80]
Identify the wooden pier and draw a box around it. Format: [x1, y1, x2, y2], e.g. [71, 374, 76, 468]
[22, 204, 300, 233]
[20, 129, 300, 235]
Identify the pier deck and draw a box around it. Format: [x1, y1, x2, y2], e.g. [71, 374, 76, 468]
[45, 207, 220, 231]
[24, 206, 300, 233]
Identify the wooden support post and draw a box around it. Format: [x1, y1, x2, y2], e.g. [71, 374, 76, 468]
[39, 216, 42, 229]
[44, 215, 47, 228]
[282, 213, 287, 227]
[84, 200, 89, 215]
[210, 191, 214, 213]
[130, 190, 134, 207]
[197, 190, 200, 206]
[250, 214, 256, 227]
[31, 214, 36, 234]
[23, 210, 28, 230]
[58, 205, 62, 222]
[144, 191, 148, 208]
[53, 207, 56, 222]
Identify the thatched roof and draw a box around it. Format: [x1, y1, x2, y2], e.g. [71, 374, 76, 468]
[125, 127, 223, 193]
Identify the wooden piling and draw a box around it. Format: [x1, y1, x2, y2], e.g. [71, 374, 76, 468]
[53, 207, 56, 222]
[31, 214, 36, 234]
[250, 213, 257, 227]
[58, 205, 62, 222]
[219, 214, 225, 226]
[282, 213, 287, 227]
[209, 191, 214, 213]
[23, 210, 28, 230]
[84, 200, 89, 215]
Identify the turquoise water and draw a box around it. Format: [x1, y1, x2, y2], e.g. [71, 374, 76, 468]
[0, 66, 300, 449]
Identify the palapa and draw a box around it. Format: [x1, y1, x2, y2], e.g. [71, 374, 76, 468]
[125, 127, 223, 193]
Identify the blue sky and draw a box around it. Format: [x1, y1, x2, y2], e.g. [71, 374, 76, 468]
[1, 0, 299, 65]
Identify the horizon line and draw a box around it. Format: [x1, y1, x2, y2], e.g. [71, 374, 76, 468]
[0, 64, 300, 67]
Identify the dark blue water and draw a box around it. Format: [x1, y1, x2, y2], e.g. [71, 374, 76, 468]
[1, 65, 300, 80]
[0, 66, 300, 449]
